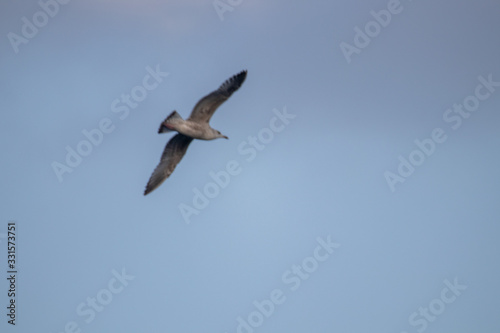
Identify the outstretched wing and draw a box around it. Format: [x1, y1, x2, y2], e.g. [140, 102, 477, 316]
[188, 70, 247, 123]
[144, 134, 194, 195]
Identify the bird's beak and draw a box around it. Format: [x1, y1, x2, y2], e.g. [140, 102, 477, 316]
[223, 135, 229, 139]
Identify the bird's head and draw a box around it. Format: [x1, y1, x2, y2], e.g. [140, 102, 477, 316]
[216, 130, 228, 140]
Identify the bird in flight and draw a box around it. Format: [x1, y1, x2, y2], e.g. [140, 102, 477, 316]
[144, 70, 247, 195]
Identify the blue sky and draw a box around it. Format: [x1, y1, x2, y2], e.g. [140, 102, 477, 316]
[1, 0, 500, 332]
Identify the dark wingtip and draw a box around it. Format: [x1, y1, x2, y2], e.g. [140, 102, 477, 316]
[237, 70, 247, 83]
[144, 182, 154, 195]
[222, 70, 247, 95]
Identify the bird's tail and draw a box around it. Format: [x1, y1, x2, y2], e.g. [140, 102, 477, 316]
[158, 111, 184, 134]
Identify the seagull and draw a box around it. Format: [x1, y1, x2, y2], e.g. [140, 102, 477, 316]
[144, 70, 247, 195]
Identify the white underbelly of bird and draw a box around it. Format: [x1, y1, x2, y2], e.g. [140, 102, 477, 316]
[159, 111, 228, 140]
